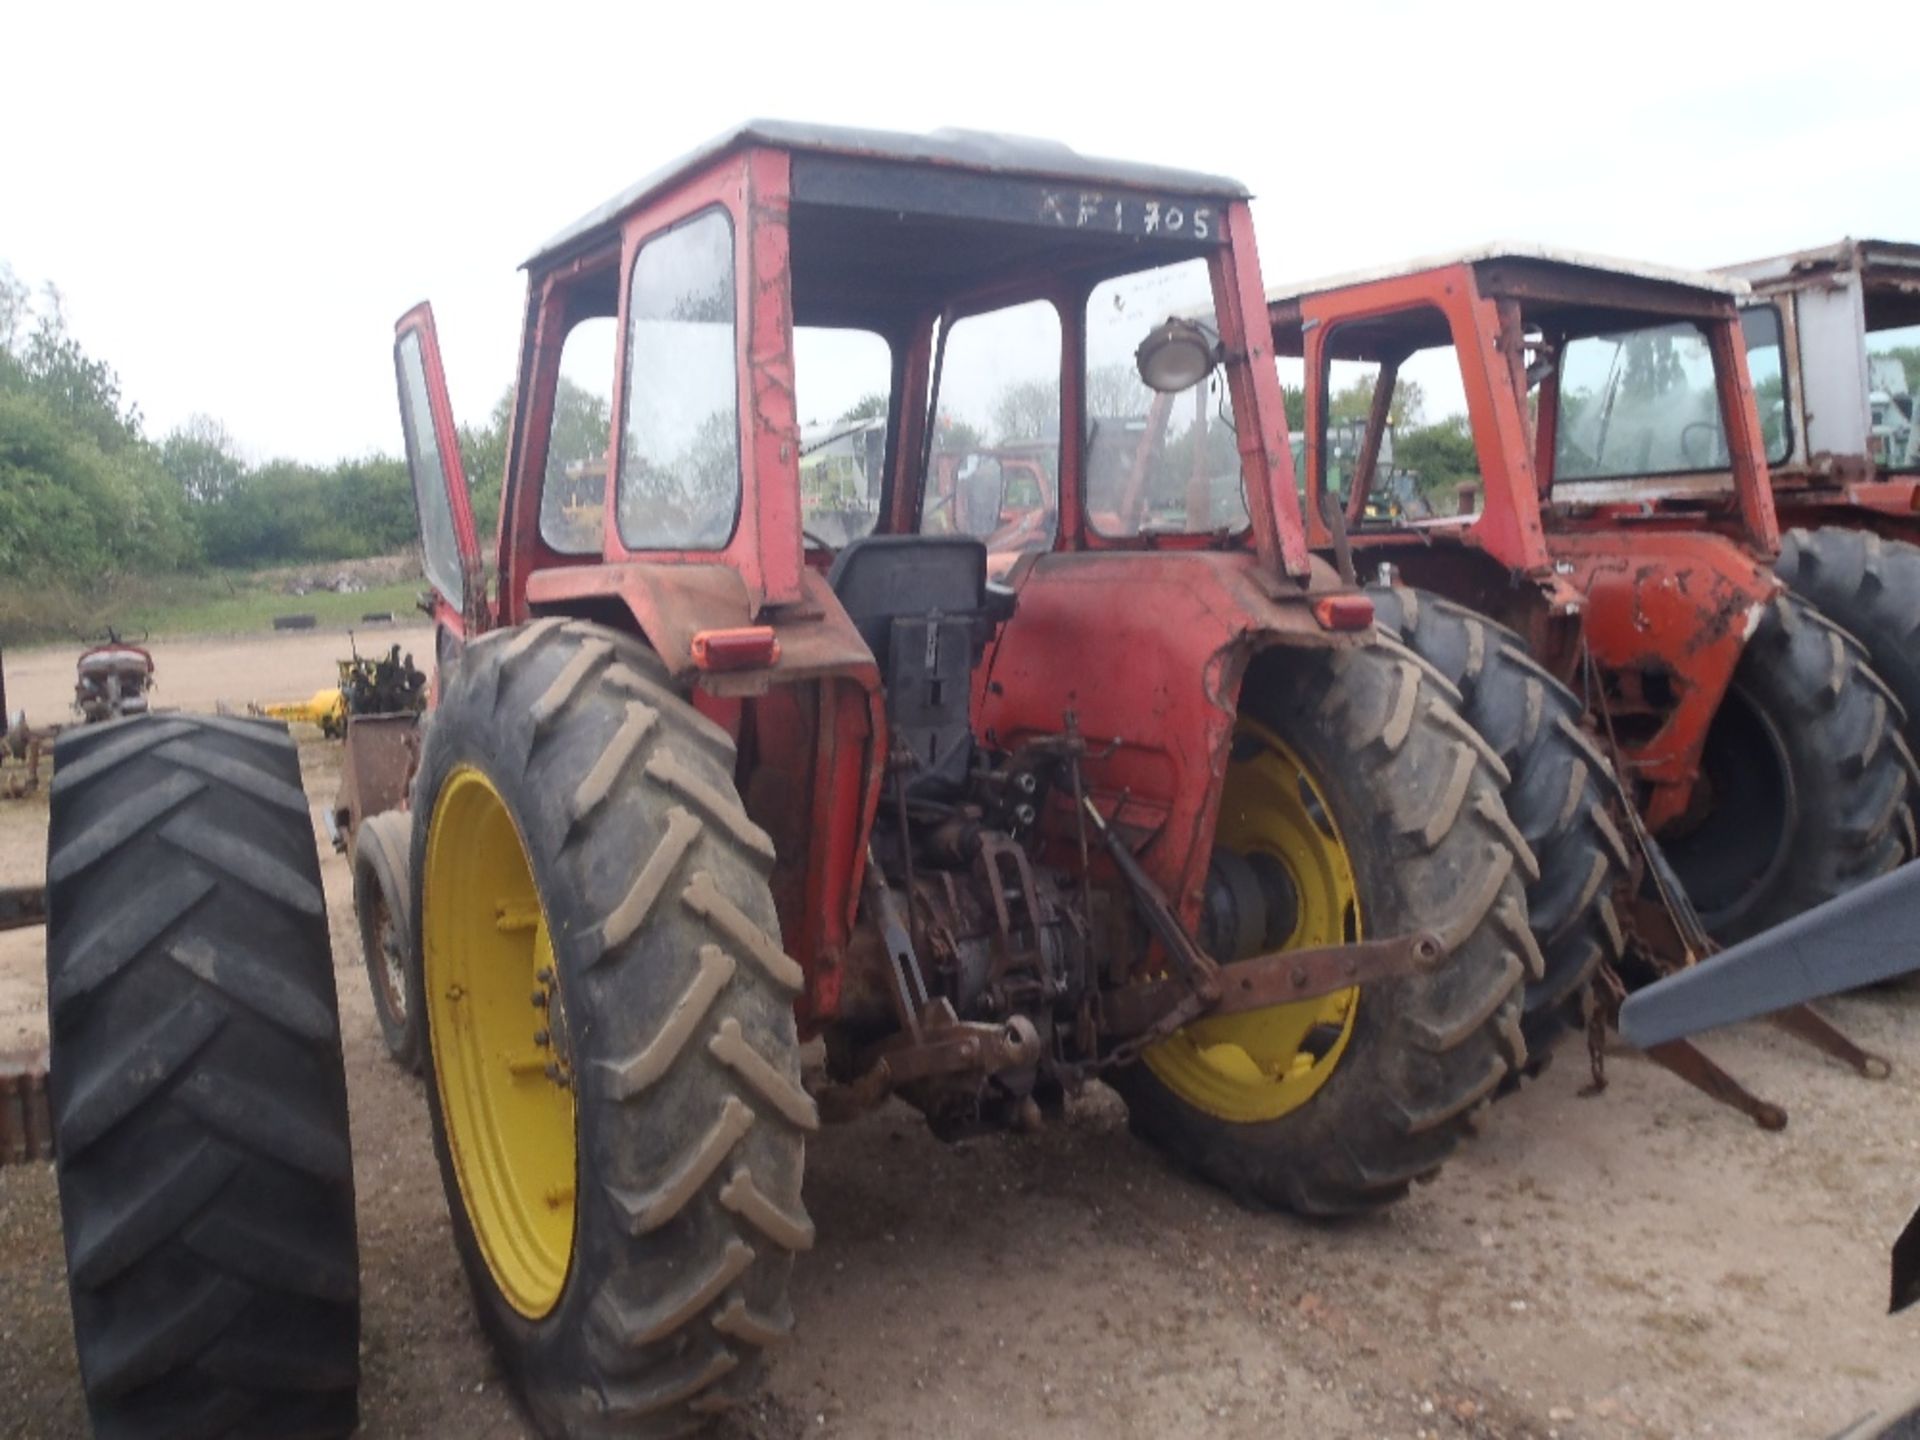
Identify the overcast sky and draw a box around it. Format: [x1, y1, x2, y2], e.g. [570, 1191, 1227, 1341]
[6, 0, 1915, 465]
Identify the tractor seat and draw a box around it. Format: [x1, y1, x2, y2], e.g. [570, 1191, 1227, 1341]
[828, 535, 1004, 793]
[827, 535, 988, 666]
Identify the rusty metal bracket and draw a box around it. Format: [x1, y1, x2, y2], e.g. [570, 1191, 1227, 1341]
[1103, 931, 1446, 1037]
[817, 1003, 1043, 1123]
[1644, 1039, 1788, 1131]
[862, 850, 928, 1044]
[1, 1048, 52, 1165]
[0, 884, 46, 933]
[1080, 793, 1221, 1002]
[1082, 791, 1445, 1064]
[870, 1004, 1042, 1087]
[1770, 1004, 1892, 1079]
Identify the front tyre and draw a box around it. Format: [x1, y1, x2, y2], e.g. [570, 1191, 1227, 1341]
[1113, 639, 1540, 1216]
[412, 619, 812, 1438]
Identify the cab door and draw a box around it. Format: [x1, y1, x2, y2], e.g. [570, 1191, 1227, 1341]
[394, 303, 487, 642]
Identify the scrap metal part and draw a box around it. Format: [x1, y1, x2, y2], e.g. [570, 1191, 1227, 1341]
[1, 1048, 51, 1165]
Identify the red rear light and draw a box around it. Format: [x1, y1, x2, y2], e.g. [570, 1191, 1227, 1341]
[690, 626, 781, 672]
[1312, 594, 1375, 632]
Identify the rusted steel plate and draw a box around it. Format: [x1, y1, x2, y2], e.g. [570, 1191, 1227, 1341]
[335, 714, 421, 843]
[1, 1049, 52, 1165]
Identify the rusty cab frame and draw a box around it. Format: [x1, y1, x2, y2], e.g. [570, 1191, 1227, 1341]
[1721, 238, 1920, 535]
[1273, 245, 1779, 836]
[392, 122, 1404, 1118]
[1268, 244, 1886, 1115]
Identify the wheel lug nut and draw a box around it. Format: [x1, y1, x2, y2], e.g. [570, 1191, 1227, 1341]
[535, 967, 555, 984]
[532, 990, 549, 1008]
[533, 1029, 550, 1047]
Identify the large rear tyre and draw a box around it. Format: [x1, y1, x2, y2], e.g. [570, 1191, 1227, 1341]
[45, 713, 360, 1439]
[1112, 639, 1541, 1216]
[353, 808, 422, 1072]
[1662, 593, 1917, 943]
[1776, 526, 1920, 827]
[1367, 586, 1629, 1065]
[413, 618, 812, 1438]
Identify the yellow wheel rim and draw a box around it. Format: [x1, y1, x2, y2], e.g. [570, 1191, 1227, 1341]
[1143, 718, 1362, 1123]
[424, 766, 577, 1319]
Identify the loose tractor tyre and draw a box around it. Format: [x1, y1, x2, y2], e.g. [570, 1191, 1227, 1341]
[44, 713, 360, 1438]
[385, 123, 1543, 1435]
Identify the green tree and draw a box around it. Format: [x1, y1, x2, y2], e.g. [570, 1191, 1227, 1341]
[161, 414, 247, 505]
[1869, 344, 1920, 395]
[1395, 416, 1479, 500]
[990, 378, 1060, 443]
[837, 392, 888, 424]
[1329, 371, 1424, 429]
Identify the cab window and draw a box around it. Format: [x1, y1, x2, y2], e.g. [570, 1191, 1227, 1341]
[919, 300, 1061, 552]
[796, 326, 891, 548]
[539, 315, 615, 555]
[618, 209, 740, 550]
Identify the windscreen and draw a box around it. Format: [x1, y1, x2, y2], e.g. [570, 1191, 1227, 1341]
[1555, 320, 1727, 479]
[1084, 257, 1246, 537]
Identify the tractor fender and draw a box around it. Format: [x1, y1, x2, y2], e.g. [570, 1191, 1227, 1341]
[976, 549, 1359, 926]
[523, 559, 879, 687]
[1545, 529, 1779, 830]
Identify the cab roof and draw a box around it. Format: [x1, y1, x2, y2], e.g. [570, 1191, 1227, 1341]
[527, 119, 1250, 270]
[1720, 238, 1920, 292]
[1262, 241, 1747, 307]
[1260, 242, 1753, 361]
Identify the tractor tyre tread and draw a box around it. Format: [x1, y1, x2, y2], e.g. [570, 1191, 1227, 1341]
[1776, 525, 1920, 841]
[1669, 590, 1918, 941]
[1366, 585, 1628, 1066]
[45, 712, 359, 1440]
[1112, 640, 1537, 1216]
[353, 809, 422, 1072]
[413, 619, 809, 1440]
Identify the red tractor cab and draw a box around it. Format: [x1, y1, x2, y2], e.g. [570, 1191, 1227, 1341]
[1269, 244, 1915, 953]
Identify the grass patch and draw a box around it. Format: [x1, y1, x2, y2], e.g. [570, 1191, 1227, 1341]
[0, 572, 429, 644]
[121, 577, 427, 638]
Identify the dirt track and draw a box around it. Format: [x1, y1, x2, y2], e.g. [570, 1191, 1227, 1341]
[3, 631, 1919, 1439]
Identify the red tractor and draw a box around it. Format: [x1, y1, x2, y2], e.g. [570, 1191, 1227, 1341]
[71, 629, 155, 724]
[1265, 245, 1915, 1065]
[374, 123, 1549, 1435]
[1720, 239, 1920, 770]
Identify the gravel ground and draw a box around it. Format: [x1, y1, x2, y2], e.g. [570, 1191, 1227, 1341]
[2, 639, 1918, 1438]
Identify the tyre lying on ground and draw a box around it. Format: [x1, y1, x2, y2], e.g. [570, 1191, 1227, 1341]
[44, 712, 360, 1440]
